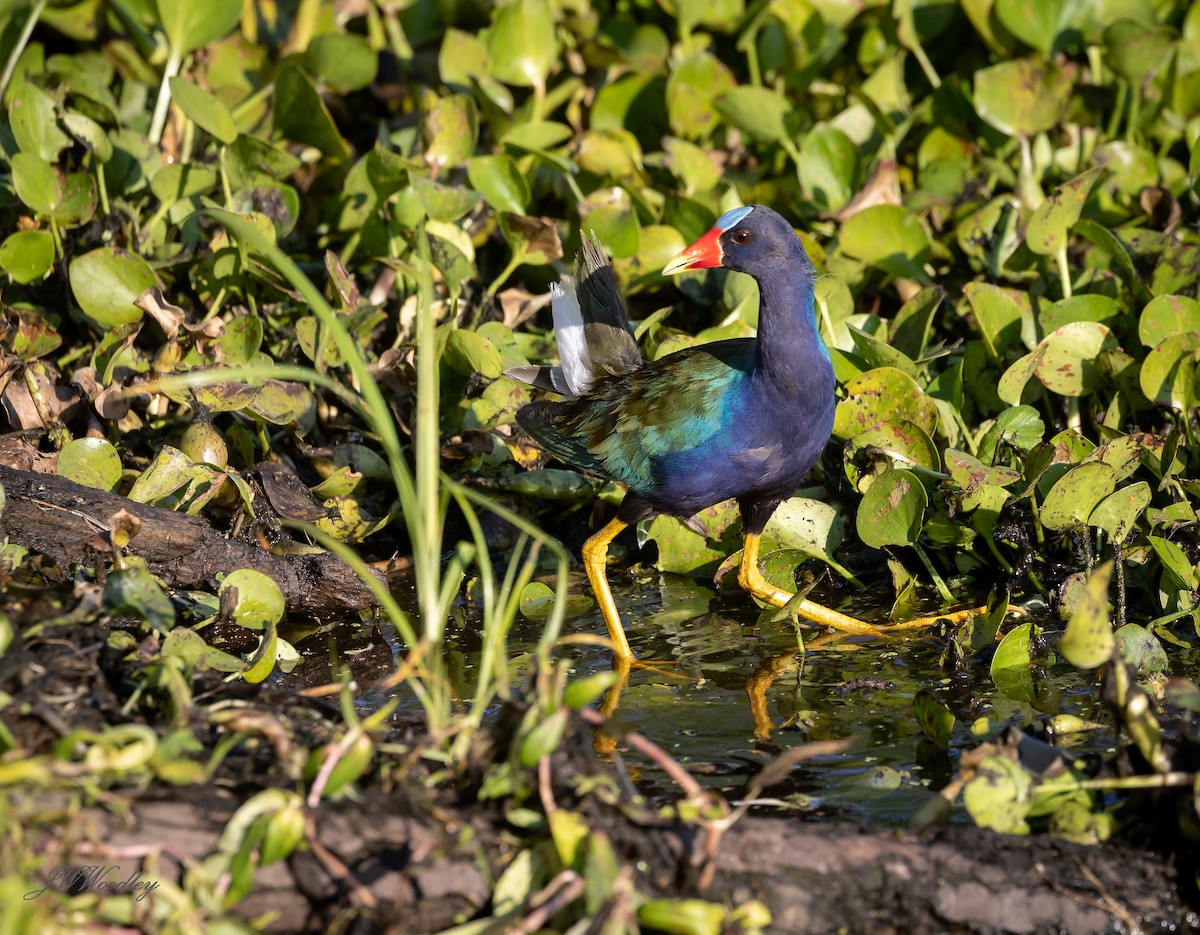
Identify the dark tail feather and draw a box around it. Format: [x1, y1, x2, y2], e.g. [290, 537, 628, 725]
[577, 232, 643, 380]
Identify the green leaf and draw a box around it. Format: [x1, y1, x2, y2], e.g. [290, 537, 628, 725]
[963, 282, 1032, 359]
[1034, 321, 1116, 397]
[1114, 623, 1168, 677]
[306, 33, 378, 92]
[1040, 462, 1117, 531]
[156, 0, 241, 55]
[168, 77, 237, 144]
[104, 561, 176, 632]
[273, 66, 350, 159]
[839, 205, 931, 280]
[963, 755, 1032, 834]
[1025, 167, 1102, 257]
[1059, 561, 1114, 669]
[1138, 294, 1200, 348]
[487, 0, 557, 88]
[1138, 333, 1200, 411]
[856, 469, 926, 549]
[420, 92, 478, 171]
[69, 247, 155, 328]
[11, 152, 63, 217]
[219, 569, 286, 630]
[974, 57, 1073, 136]
[833, 367, 938, 440]
[913, 689, 954, 747]
[0, 230, 54, 284]
[9, 81, 72, 161]
[467, 155, 529, 214]
[714, 85, 792, 143]
[57, 438, 122, 492]
[666, 51, 737, 140]
[1088, 481, 1150, 541]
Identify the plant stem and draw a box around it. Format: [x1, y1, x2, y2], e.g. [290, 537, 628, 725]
[0, 0, 48, 101]
[913, 543, 954, 603]
[149, 51, 183, 146]
[483, 251, 525, 304]
[219, 145, 233, 209]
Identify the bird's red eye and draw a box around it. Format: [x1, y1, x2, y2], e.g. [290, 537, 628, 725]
[731, 229, 751, 245]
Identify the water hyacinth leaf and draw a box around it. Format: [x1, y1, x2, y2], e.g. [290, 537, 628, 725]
[637, 899, 726, 935]
[1025, 167, 1102, 256]
[443, 328, 504, 378]
[69, 247, 155, 328]
[413, 176, 482, 222]
[219, 569, 286, 630]
[1060, 561, 1114, 669]
[890, 287, 941, 359]
[974, 57, 1073, 136]
[991, 622, 1047, 703]
[1104, 19, 1177, 87]
[9, 81, 72, 162]
[666, 51, 737, 140]
[420, 91, 478, 170]
[848, 327, 919, 377]
[963, 755, 1033, 834]
[274, 66, 350, 159]
[467, 155, 529, 214]
[156, 0, 241, 54]
[168, 77, 237, 144]
[993, 0, 1074, 53]
[997, 345, 1047, 406]
[714, 85, 793, 144]
[1138, 294, 1200, 348]
[1039, 294, 1121, 334]
[856, 469, 926, 549]
[844, 420, 939, 491]
[488, 0, 557, 88]
[11, 152, 64, 217]
[126, 445, 223, 513]
[0, 230, 54, 284]
[839, 205, 931, 280]
[1040, 462, 1117, 531]
[57, 437, 122, 492]
[762, 497, 848, 572]
[1139, 333, 1200, 410]
[518, 708, 568, 766]
[305, 33, 377, 92]
[62, 113, 113, 162]
[963, 282, 1032, 359]
[1148, 535, 1199, 591]
[641, 501, 740, 575]
[913, 689, 954, 747]
[833, 367, 938, 440]
[246, 380, 317, 431]
[977, 405, 1045, 463]
[104, 561, 176, 632]
[945, 449, 1021, 491]
[518, 581, 592, 621]
[663, 137, 721, 196]
[1088, 481, 1150, 541]
[150, 163, 220, 208]
[1035, 321, 1115, 396]
[1075, 219, 1138, 285]
[1114, 623, 1168, 677]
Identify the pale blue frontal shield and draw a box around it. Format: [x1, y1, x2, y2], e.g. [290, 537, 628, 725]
[714, 205, 754, 230]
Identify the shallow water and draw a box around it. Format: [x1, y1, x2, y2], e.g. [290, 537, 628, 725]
[356, 569, 1121, 826]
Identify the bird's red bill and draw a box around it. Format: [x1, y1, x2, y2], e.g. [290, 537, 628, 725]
[662, 226, 724, 274]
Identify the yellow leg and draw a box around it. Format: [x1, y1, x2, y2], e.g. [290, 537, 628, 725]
[738, 532, 1005, 637]
[582, 518, 634, 659]
[738, 532, 891, 638]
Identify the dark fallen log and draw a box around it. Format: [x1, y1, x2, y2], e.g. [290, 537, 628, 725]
[0, 464, 383, 616]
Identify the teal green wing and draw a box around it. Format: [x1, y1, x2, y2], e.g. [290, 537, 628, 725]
[517, 339, 755, 495]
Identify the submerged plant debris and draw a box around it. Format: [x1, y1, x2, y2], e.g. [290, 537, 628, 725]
[0, 0, 1200, 931]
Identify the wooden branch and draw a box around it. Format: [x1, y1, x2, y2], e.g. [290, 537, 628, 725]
[0, 465, 383, 615]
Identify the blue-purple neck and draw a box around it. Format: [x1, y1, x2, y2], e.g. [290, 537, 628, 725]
[753, 263, 832, 387]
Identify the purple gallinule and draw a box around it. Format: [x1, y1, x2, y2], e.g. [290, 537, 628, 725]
[510, 206, 977, 658]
